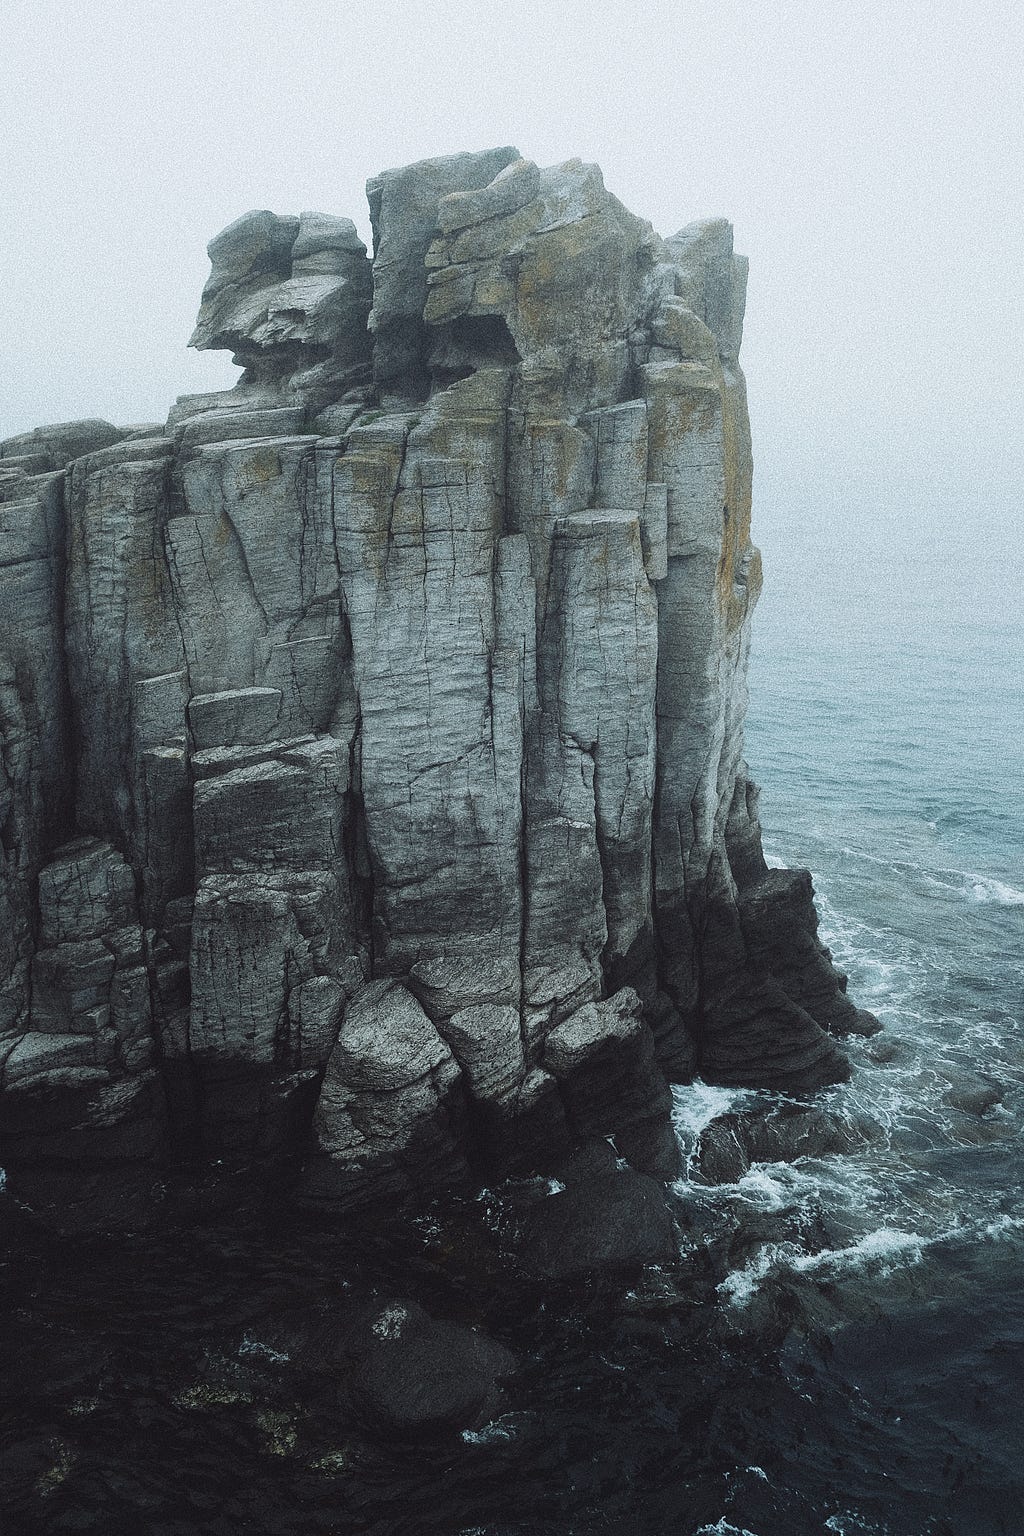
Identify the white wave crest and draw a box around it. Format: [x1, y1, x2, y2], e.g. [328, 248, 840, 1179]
[716, 1242, 801, 1306]
[825, 1512, 892, 1534]
[965, 873, 1024, 906]
[670, 1081, 757, 1142]
[717, 1227, 927, 1306]
[694, 1521, 763, 1536]
[981, 1213, 1024, 1240]
[461, 1414, 519, 1445]
[787, 1227, 926, 1275]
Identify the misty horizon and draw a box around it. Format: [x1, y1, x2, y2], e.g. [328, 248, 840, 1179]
[3, 0, 1022, 556]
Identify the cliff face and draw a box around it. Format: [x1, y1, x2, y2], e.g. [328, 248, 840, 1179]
[0, 151, 876, 1229]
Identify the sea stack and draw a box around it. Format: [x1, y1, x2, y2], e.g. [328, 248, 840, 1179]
[0, 150, 877, 1228]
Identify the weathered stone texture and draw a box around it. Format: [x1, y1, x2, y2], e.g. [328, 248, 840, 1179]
[0, 151, 872, 1226]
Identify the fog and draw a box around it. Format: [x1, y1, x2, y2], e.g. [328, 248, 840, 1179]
[3, 0, 1021, 563]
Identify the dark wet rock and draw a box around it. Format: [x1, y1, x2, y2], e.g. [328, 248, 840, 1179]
[736, 868, 882, 1041]
[942, 1071, 1004, 1116]
[0, 150, 871, 1226]
[170, 1349, 263, 1412]
[693, 1119, 751, 1184]
[338, 1299, 517, 1437]
[515, 1168, 678, 1279]
[302, 980, 469, 1211]
[0, 1432, 78, 1505]
[3, 1161, 165, 1236]
[694, 859, 879, 1098]
[543, 989, 679, 1179]
[552, 1135, 620, 1184]
[693, 1103, 880, 1183]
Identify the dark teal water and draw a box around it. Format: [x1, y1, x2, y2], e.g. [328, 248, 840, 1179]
[1, 520, 1021, 1535]
[730, 516, 1024, 1534]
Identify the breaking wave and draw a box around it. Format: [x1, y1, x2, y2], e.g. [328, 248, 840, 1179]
[964, 873, 1024, 906]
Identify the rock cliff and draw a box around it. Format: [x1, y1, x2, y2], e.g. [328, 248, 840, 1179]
[0, 150, 877, 1229]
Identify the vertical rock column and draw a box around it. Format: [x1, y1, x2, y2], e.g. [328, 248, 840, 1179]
[64, 436, 188, 915]
[644, 220, 849, 1087]
[548, 511, 658, 984]
[173, 433, 366, 1155]
[0, 461, 69, 1049]
[1, 425, 174, 1230]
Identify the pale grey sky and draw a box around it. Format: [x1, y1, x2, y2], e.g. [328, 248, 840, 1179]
[3, 0, 1021, 551]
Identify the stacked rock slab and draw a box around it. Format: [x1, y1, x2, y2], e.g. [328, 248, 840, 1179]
[0, 150, 877, 1228]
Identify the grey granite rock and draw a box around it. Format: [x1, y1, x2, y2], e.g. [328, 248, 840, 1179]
[188, 208, 372, 412]
[0, 151, 873, 1227]
[303, 981, 468, 1210]
[367, 147, 520, 393]
[440, 1002, 525, 1104]
[0, 419, 127, 471]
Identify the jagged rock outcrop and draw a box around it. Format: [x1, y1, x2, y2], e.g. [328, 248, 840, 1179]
[0, 149, 877, 1228]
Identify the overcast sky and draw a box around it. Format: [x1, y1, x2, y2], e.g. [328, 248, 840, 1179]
[3, 0, 1021, 560]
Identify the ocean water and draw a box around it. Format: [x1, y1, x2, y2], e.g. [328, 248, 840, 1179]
[1, 519, 1021, 1535]
[731, 516, 1024, 1533]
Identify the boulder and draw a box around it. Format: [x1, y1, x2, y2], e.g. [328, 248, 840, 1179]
[341, 1299, 518, 1437]
[544, 989, 679, 1178]
[942, 1071, 1004, 1117]
[302, 981, 469, 1210]
[0, 418, 126, 470]
[692, 1103, 880, 1183]
[515, 1168, 677, 1279]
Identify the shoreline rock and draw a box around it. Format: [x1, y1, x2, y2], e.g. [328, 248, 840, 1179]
[0, 150, 872, 1230]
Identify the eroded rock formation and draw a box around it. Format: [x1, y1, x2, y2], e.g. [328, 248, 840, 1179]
[0, 150, 877, 1229]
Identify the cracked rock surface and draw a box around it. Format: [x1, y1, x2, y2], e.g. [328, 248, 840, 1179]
[0, 150, 876, 1229]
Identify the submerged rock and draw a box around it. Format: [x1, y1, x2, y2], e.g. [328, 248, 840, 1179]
[340, 1300, 517, 1437]
[942, 1071, 1004, 1117]
[0, 149, 871, 1226]
[515, 1167, 678, 1279]
[692, 1103, 881, 1184]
